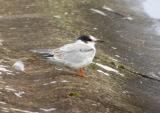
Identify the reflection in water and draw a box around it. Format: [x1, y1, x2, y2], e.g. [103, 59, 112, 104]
[143, 0, 160, 19]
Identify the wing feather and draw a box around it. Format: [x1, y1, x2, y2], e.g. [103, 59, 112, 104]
[53, 43, 95, 64]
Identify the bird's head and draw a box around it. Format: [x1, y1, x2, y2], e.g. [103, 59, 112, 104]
[76, 35, 104, 46]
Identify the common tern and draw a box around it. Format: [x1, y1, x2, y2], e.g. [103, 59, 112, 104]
[32, 35, 103, 77]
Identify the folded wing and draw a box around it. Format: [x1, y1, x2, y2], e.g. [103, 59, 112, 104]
[53, 43, 95, 65]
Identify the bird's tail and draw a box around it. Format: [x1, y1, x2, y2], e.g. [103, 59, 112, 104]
[31, 49, 54, 59]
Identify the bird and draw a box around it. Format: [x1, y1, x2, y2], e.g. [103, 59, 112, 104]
[31, 35, 104, 77]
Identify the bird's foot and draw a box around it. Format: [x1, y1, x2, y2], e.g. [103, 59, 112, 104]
[77, 68, 86, 77]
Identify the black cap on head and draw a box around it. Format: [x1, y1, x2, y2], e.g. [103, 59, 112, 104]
[77, 35, 92, 43]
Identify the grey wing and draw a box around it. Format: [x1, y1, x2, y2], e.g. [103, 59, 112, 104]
[53, 43, 95, 64]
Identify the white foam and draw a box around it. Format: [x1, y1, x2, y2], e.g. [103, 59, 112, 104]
[97, 70, 109, 76]
[90, 8, 107, 16]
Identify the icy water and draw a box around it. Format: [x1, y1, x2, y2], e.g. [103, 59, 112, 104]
[0, 0, 160, 113]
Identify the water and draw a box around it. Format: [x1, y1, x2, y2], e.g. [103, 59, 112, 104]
[143, 0, 160, 19]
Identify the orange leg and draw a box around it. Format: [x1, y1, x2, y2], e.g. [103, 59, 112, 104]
[77, 68, 86, 77]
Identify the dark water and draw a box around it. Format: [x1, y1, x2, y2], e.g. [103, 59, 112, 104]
[0, 0, 160, 113]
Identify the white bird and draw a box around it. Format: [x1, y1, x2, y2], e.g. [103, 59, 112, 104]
[32, 35, 103, 77]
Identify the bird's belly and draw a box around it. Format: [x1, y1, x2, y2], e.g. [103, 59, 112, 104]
[49, 50, 95, 69]
[66, 58, 93, 69]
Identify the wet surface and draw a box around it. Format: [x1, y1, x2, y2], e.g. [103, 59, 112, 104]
[0, 0, 160, 113]
[143, 0, 160, 19]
